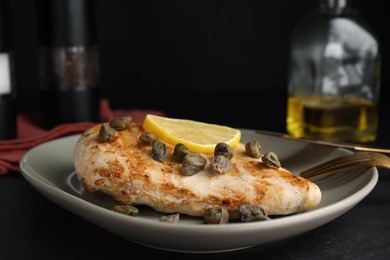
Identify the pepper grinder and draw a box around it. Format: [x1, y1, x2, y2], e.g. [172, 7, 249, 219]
[36, 0, 100, 128]
[0, 0, 16, 140]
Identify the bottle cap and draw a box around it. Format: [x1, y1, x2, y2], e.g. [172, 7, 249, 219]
[36, 0, 97, 47]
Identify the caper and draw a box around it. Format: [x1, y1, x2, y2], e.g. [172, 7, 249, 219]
[238, 204, 270, 222]
[139, 132, 158, 144]
[109, 116, 132, 131]
[99, 123, 116, 142]
[181, 153, 207, 176]
[214, 143, 234, 160]
[211, 154, 231, 174]
[113, 205, 139, 216]
[245, 140, 262, 158]
[262, 152, 281, 169]
[160, 213, 180, 223]
[203, 207, 229, 224]
[173, 143, 191, 162]
[151, 140, 167, 162]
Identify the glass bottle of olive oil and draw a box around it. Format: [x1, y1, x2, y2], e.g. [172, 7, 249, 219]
[287, 0, 381, 143]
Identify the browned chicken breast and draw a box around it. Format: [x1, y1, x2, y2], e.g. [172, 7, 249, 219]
[74, 123, 321, 217]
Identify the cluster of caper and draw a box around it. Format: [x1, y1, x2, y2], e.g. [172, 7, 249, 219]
[175, 142, 235, 175]
[139, 132, 167, 162]
[113, 203, 180, 223]
[245, 140, 281, 169]
[203, 204, 270, 224]
[139, 132, 208, 174]
[113, 203, 269, 224]
[210, 143, 234, 174]
[99, 116, 133, 142]
[173, 143, 207, 176]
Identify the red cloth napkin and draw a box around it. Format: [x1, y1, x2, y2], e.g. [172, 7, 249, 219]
[0, 99, 164, 175]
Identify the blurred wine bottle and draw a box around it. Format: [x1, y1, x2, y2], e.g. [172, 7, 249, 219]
[287, 0, 381, 143]
[36, 0, 100, 128]
[0, 0, 16, 140]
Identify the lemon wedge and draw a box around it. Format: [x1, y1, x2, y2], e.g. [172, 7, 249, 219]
[142, 114, 241, 153]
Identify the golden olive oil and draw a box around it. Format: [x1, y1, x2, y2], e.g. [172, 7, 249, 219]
[287, 96, 378, 143]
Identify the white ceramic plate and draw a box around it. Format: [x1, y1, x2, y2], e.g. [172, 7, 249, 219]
[20, 129, 378, 253]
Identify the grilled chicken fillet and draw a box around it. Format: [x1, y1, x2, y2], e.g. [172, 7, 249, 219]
[74, 123, 321, 217]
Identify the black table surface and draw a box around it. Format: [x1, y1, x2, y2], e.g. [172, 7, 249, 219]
[1, 93, 390, 260]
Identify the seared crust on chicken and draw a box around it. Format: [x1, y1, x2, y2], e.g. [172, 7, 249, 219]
[74, 123, 321, 217]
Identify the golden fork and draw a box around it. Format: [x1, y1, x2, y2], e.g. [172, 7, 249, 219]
[300, 152, 390, 181]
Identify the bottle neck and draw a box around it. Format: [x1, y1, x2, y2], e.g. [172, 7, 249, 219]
[320, 0, 351, 14]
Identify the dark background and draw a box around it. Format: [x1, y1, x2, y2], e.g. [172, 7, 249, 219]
[8, 0, 389, 132]
[2, 3, 390, 258]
